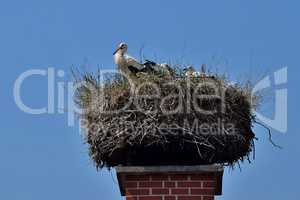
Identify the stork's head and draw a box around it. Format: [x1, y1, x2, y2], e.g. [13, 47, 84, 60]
[113, 42, 128, 55]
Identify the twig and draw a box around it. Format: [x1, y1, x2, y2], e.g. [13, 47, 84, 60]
[254, 120, 282, 149]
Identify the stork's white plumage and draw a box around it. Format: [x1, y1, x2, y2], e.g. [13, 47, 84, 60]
[113, 42, 144, 75]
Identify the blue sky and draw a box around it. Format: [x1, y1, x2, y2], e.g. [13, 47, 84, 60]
[0, 0, 299, 199]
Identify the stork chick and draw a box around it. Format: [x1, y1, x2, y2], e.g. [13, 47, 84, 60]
[184, 66, 198, 77]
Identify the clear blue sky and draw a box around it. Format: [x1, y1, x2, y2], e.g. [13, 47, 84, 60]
[0, 0, 299, 199]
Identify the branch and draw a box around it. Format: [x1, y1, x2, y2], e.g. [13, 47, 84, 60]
[254, 120, 282, 149]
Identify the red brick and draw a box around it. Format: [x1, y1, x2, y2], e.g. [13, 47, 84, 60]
[190, 174, 214, 181]
[202, 181, 215, 188]
[126, 197, 138, 200]
[177, 181, 202, 188]
[139, 182, 163, 188]
[178, 196, 202, 200]
[164, 196, 176, 200]
[190, 189, 214, 195]
[152, 188, 169, 195]
[202, 196, 214, 200]
[171, 188, 189, 195]
[126, 189, 150, 196]
[125, 182, 138, 188]
[151, 175, 169, 181]
[139, 196, 162, 200]
[170, 174, 189, 181]
[126, 175, 151, 181]
[164, 181, 176, 187]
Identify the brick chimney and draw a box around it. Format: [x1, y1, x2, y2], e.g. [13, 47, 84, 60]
[116, 165, 223, 200]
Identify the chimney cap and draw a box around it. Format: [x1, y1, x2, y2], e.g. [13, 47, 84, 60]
[116, 164, 223, 174]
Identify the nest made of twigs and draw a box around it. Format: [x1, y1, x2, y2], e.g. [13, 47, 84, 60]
[74, 70, 258, 169]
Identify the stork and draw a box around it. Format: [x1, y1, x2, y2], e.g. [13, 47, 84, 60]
[113, 42, 144, 76]
[183, 64, 208, 78]
[113, 42, 174, 78]
[183, 66, 197, 77]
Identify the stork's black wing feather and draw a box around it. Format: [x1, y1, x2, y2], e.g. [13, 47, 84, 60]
[141, 59, 157, 73]
[127, 66, 141, 74]
[140, 65, 155, 73]
[143, 59, 156, 66]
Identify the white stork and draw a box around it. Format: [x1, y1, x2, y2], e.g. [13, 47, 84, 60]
[183, 64, 207, 78]
[113, 42, 145, 76]
[183, 66, 198, 77]
[113, 42, 174, 77]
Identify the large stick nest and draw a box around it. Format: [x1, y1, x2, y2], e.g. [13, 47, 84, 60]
[74, 70, 258, 169]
